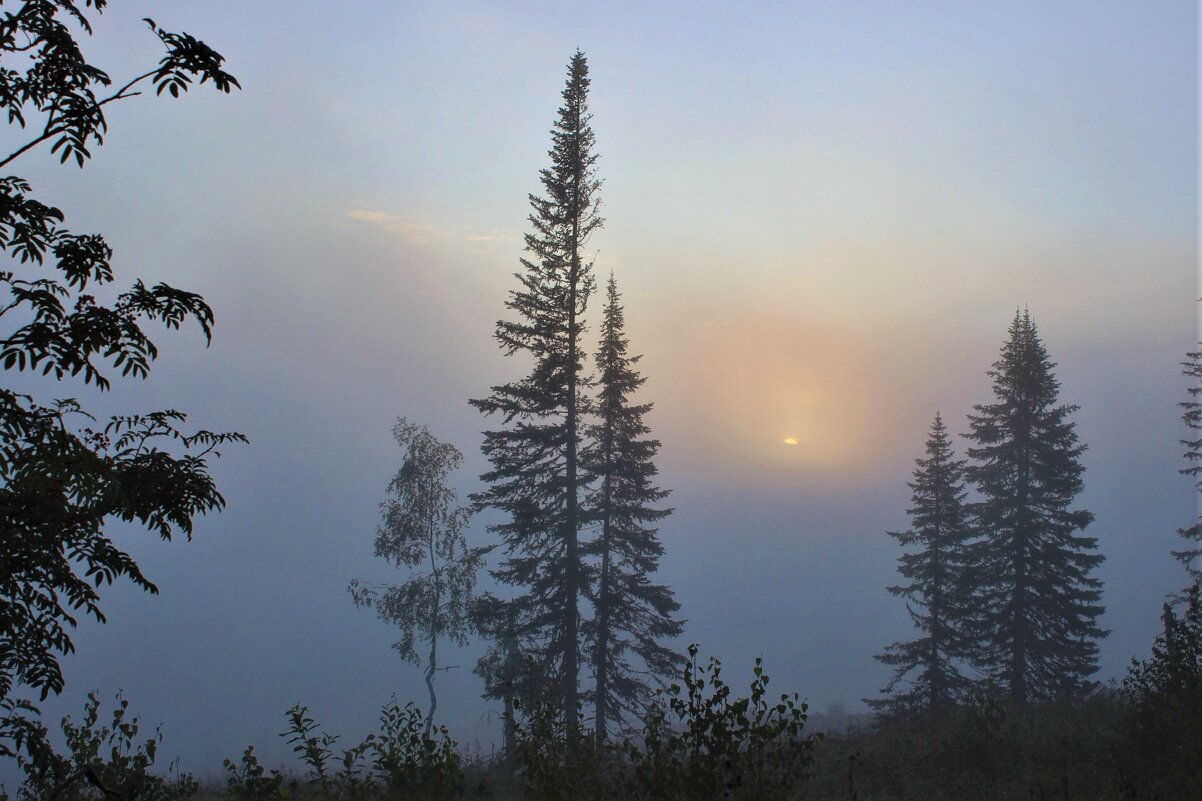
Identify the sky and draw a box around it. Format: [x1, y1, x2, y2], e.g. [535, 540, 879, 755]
[2, 0, 1197, 780]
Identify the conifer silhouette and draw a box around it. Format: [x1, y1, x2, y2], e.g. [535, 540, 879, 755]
[964, 310, 1106, 706]
[583, 275, 683, 742]
[471, 51, 602, 724]
[871, 412, 973, 715]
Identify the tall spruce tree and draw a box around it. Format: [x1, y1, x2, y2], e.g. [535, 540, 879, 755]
[1175, 348, 1202, 585]
[964, 309, 1106, 706]
[870, 412, 973, 715]
[583, 275, 683, 743]
[471, 51, 602, 724]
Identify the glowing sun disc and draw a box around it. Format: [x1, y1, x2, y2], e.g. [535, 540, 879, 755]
[782, 437, 799, 446]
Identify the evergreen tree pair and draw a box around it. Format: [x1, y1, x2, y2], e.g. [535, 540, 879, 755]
[471, 52, 682, 738]
[873, 310, 1106, 711]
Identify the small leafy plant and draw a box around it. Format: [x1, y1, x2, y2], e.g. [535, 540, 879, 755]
[4, 691, 197, 801]
[372, 699, 462, 800]
[223, 745, 295, 800]
[232, 700, 463, 801]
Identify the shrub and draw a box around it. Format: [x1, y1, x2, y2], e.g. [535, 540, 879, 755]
[3, 692, 197, 801]
[223, 746, 295, 800]
[620, 645, 820, 801]
[225, 700, 463, 801]
[510, 697, 604, 801]
[371, 699, 463, 801]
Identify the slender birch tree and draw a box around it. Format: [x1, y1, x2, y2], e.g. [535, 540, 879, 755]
[350, 418, 484, 738]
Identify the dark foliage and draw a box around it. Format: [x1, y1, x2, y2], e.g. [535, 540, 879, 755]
[502, 646, 818, 801]
[582, 275, 682, 743]
[871, 412, 973, 716]
[4, 691, 199, 801]
[471, 50, 603, 724]
[809, 692, 1127, 801]
[963, 309, 1105, 706]
[472, 593, 549, 770]
[509, 693, 602, 801]
[0, 3, 238, 171]
[0, 1, 242, 705]
[248, 701, 462, 801]
[1175, 350, 1202, 584]
[1118, 584, 1202, 798]
[619, 645, 819, 801]
[222, 746, 295, 801]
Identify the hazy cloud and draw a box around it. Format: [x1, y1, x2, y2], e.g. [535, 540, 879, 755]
[343, 209, 443, 246]
[344, 209, 519, 254]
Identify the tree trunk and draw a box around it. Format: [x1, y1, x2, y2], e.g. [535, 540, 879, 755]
[564, 296, 579, 726]
[425, 511, 440, 739]
[594, 418, 614, 746]
[1011, 456, 1030, 708]
[561, 94, 584, 728]
[595, 539, 611, 746]
[425, 636, 438, 740]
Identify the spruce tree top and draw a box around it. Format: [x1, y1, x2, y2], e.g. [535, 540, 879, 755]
[532, 50, 602, 240]
[897, 412, 968, 550]
[485, 50, 602, 371]
[979, 310, 1066, 422]
[595, 274, 653, 421]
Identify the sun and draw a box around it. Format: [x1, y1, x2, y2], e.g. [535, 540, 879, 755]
[782, 437, 799, 446]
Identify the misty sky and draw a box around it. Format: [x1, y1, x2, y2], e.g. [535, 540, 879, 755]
[6, 0, 1197, 777]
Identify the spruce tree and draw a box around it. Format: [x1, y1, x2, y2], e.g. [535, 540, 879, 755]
[1175, 348, 1202, 585]
[582, 275, 683, 743]
[471, 51, 602, 724]
[870, 412, 973, 716]
[964, 309, 1106, 706]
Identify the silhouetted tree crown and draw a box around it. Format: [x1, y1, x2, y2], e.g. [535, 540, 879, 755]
[963, 309, 1105, 706]
[0, 1, 242, 709]
[870, 412, 973, 715]
[583, 274, 682, 743]
[470, 50, 602, 724]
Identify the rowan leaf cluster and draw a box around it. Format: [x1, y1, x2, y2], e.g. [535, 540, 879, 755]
[0, 1, 243, 708]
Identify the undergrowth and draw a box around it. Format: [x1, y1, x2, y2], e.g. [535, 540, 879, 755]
[2, 629, 1199, 800]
